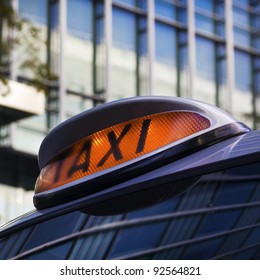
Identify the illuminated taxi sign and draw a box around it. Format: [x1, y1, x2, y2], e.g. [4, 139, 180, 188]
[35, 111, 210, 194]
[34, 96, 250, 210]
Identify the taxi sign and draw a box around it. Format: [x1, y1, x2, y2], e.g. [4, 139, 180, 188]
[34, 97, 250, 209]
[35, 111, 210, 193]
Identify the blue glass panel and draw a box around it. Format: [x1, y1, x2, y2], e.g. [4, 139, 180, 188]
[0, 240, 4, 252]
[67, 0, 92, 40]
[233, 247, 259, 260]
[22, 211, 86, 252]
[178, 9, 187, 25]
[244, 227, 260, 246]
[253, 248, 260, 260]
[50, 1, 59, 28]
[233, 6, 250, 28]
[161, 216, 202, 245]
[155, 0, 176, 20]
[195, 210, 241, 237]
[253, 36, 260, 51]
[137, 17, 147, 56]
[234, 28, 251, 48]
[139, 30, 147, 56]
[113, 0, 147, 10]
[69, 231, 115, 259]
[0, 229, 32, 259]
[115, 0, 136, 5]
[196, 14, 214, 34]
[113, 8, 136, 51]
[196, 37, 215, 80]
[213, 182, 256, 206]
[235, 51, 251, 91]
[19, 0, 47, 24]
[217, 230, 251, 255]
[108, 197, 178, 258]
[108, 221, 168, 259]
[155, 23, 176, 65]
[215, 2, 225, 17]
[195, 0, 213, 12]
[181, 237, 225, 259]
[23, 242, 73, 260]
[155, 247, 184, 260]
[233, 0, 249, 4]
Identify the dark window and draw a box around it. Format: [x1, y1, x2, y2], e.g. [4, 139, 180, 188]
[244, 227, 260, 247]
[0, 227, 32, 259]
[213, 182, 256, 206]
[233, 247, 259, 260]
[195, 210, 242, 237]
[21, 212, 87, 252]
[181, 237, 225, 260]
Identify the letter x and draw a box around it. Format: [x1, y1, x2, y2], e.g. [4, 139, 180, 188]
[97, 124, 131, 167]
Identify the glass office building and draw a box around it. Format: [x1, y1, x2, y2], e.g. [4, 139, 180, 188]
[0, 0, 259, 223]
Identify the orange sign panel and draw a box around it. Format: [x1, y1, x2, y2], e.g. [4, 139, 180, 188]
[35, 111, 210, 194]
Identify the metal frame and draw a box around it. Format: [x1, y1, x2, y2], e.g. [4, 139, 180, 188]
[225, 0, 235, 114]
[105, 0, 112, 101]
[187, 0, 195, 99]
[148, 0, 155, 95]
[58, 0, 66, 122]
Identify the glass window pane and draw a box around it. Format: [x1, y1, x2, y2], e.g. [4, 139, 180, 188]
[69, 231, 115, 259]
[235, 51, 251, 91]
[113, 8, 136, 51]
[216, 230, 251, 256]
[195, 0, 213, 12]
[108, 197, 178, 259]
[234, 28, 251, 48]
[67, 1, 105, 94]
[67, 0, 92, 39]
[196, 37, 215, 80]
[234, 50, 252, 126]
[19, 0, 47, 24]
[154, 247, 184, 260]
[108, 221, 168, 259]
[155, 0, 176, 21]
[195, 37, 216, 104]
[154, 23, 178, 96]
[233, 6, 250, 28]
[21, 211, 86, 252]
[111, 7, 148, 99]
[155, 23, 176, 65]
[195, 210, 241, 237]
[196, 14, 214, 34]
[0, 227, 32, 259]
[244, 227, 260, 247]
[213, 182, 256, 206]
[181, 237, 225, 259]
[233, 247, 259, 260]
[113, 0, 147, 10]
[22, 242, 74, 260]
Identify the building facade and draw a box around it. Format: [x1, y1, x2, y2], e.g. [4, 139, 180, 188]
[0, 0, 259, 224]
